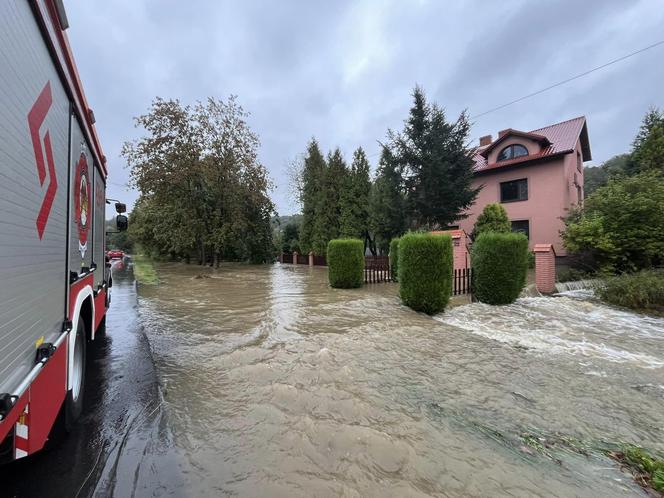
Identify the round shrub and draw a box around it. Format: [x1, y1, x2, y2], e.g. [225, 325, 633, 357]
[389, 237, 400, 282]
[327, 238, 364, 288]
[399, 232, 453, 315]
[473, 203, 511, 238]
[472, 232, 529, 305]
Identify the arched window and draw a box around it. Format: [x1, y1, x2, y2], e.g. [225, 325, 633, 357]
[497, 144, 528, 162]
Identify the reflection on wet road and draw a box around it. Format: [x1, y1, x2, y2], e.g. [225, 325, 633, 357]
[0, 258, 183, 498]
[137, 262, 664, 497]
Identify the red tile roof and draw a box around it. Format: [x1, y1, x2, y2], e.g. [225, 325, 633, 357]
[473, 116, 591, 173]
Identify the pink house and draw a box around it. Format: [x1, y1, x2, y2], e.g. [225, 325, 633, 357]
[457, 116, 592, 256]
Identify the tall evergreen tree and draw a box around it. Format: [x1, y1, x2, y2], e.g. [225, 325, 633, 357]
[313, 148, 347, 254]
[629, 107, 664, 175]
[392, 86, 480, 229]
[298, 139, 326, 254]
[369, 147, 407, 253]
[339, 147, 371, 244]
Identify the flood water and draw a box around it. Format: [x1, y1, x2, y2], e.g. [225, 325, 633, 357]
[137, 262, 664, 497]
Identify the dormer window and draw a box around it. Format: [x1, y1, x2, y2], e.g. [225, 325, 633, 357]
[497, 144, 528, 162]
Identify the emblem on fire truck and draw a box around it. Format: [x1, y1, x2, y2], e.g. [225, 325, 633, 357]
[74, 152, 91, 258]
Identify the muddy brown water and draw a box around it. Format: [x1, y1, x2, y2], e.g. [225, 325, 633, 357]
[136, 262, 664, 497]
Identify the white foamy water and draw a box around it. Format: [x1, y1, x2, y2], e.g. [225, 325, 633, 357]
[438, 296, 664, 369]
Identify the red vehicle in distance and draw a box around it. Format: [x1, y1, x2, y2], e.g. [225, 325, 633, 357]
[106, 250, 125, 260]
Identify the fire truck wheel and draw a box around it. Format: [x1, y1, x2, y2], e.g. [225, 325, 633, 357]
[65, 316, 87, 430]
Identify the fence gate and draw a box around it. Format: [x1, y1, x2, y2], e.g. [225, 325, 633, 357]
[453, 268, 472, 296]
[364, 256, 392, 283]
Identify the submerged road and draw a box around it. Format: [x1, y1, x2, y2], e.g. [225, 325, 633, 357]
[0, 258, 183, 498]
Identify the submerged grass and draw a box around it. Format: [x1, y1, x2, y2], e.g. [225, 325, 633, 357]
[426, 402, 663, 495]
[606, 445, 664, 494]
[132, 254, 159, 285]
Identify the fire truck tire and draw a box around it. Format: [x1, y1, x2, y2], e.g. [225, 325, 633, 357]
[65, 316, 87, 430]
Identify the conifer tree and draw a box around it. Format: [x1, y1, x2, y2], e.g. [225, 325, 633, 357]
[369, 147, 406, 253]
[392, 86, 480, 229]
[312, 148, 348, 254]
[339, 147, 371, 242]
[629, 107, 664, 175]
[299, 139, 326, 254]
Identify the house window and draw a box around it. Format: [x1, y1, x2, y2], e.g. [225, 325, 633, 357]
[497, 144, 528, 162]
[511, 220, 530, 239]
[577, 151, 582, 172]
[500, 178, 528, 202]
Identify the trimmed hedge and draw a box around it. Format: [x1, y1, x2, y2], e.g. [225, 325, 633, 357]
[389, 238, 400, 282]
[327, 238, 365, 288]
[399, 232, 453, 314]
[472, 232, 529, 305]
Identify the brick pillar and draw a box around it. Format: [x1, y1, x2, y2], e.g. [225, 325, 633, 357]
[293, 251, 298, 265]
[534, 244, 556, 294]
[309, 251, 314, 266]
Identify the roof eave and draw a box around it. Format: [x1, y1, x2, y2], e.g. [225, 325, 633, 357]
[473, 150, 571, 176]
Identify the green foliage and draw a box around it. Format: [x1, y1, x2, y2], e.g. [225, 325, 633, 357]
[398, 232, 453, 314]
[281, 222, 300, 253]
[619, 446, 664, 492]
[299, 139, 327, 255]
[597, 270, 664, 312]
[312, 149, 348, 255]
[472, 232, 529, 305]
[629, 107, 664, 175]
[527, 251, 535, 269]
[339, 148, 371, 245]
[369, 147, 407, 253]
[562, 172, 664, 272]
[583, 154, 630, 197]
[390, 86, 480, 229]
[327, 239, 365, 289]
[123, 97, 275, 265]
[389, 237, 400, 282]
[472, 203, 510, 238]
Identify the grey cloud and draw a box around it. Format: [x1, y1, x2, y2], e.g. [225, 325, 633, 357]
[64, 0, 664, 217]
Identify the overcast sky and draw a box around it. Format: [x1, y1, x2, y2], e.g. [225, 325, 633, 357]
[65, 0, 664, 217]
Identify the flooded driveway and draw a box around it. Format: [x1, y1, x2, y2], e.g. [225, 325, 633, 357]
[137, 262, 664, 497]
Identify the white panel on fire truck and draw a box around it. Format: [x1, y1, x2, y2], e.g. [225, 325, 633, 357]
[0, 1, 70, 395]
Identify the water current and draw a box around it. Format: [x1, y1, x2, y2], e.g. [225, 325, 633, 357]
[137, 262, 664, 497]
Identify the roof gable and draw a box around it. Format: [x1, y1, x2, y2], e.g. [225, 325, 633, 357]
[479, 130, 551, 159]
[473, 116, 591, 173]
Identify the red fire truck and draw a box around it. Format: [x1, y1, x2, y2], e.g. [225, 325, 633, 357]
[0, 0, 126, 461]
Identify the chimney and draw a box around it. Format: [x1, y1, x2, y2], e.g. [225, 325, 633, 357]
[498, 129, 510, 138]
[479, 135, 492, 146]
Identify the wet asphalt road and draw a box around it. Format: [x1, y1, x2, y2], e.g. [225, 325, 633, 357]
[0, 258, 183, 498]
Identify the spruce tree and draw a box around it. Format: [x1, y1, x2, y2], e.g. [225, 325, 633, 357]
[299, 139, 326, 254]
[393, 86, 480, 229]
[629, 107, 664, 175]
[312, 148, 347, 254]
[339, 147, 371, 241]
[369, 147, 407, 253]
